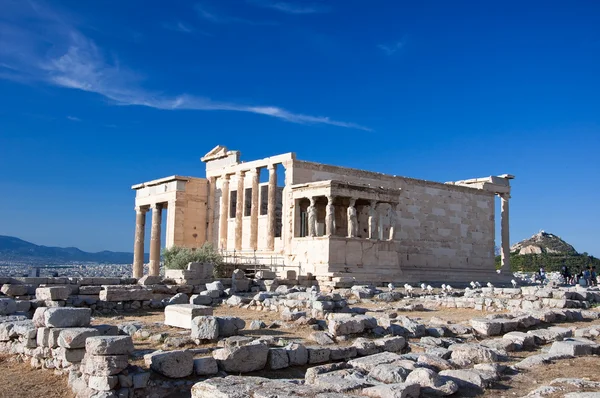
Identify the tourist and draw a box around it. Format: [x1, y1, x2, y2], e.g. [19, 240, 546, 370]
[591, 266, 597, 287]
[538, 267, 546, 285]
[582, 267, 591, 287]
[561, 265, 571, 285]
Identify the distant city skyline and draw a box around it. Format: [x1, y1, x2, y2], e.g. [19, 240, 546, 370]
[0, 0, 598, 256]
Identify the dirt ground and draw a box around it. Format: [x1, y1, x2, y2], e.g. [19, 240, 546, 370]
[0, 355, 75, 398]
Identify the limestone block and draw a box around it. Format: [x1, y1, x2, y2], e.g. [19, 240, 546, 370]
[405, 368, 459, 396]
[213, 341, 269, 373]
[164, 304, 213, 329]
[353, 338, 381, 356]
[99, 286, 153, 301]
[36, 286, 69, 301]
[189, 294, 213, 306]
[194, 357, 218, 376]
[328, 317, 364, 336]
[548, 340, 596, 356]
[82, 354, 129, 376]
[148, 350, 194, 378]
[362, 383, 420, 398]
[417, 354, 454, 371]
[191, 316, 219, 341]
[137, 275, 162, 285]
[438, 369, 486, 393]
[205, 281, 224, 291]
[329, 346, 358, 361]
[449, 343, 498, 364]
[217, 316, 246, 337]
[470, 318, 502, 337]
[267, 348, 289, 370]
[88, 375, 119, 391]
[0, 298, 17, 316]
[132, 372, 150, 389]
[348, 352, 404, 372]
[306, 346, 330, 364]
[375, 336, 406, 352]
[58, 328, 100, 349]
[44, 308, 91, 328]
[0, 323, 15, 341]
[285, 342, 308, 366]
[47, 328, 65, 348]
[503, 331, 536, 349]
[1, 284, 28, 297]
[93, 324, 120, 336]
[54, 347, 86, 363]
[118, 374, 132, 388]
[86, 336, 134, 355]
[255, 270, 276, 280]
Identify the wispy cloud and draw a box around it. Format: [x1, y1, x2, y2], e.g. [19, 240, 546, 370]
[248, 0, 330, 14]
[0, 2, 368, 131]
[163, 21, 194, 34]
[194, 3, 276, 25]
[378, 39, 406, 56]
[66, 115, 81, 121]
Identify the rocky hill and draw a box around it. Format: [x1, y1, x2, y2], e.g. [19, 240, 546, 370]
[497, 231, 599, 272]
[0, 235, 144, 265]
[510, 231, 577, 255]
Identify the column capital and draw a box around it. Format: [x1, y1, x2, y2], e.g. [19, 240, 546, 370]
[237, 170, 246, 177]
[208, 176, 217, 183]
[134, 206, 149, 213]
[348, 197, 356, 207]
[267, 163, 276, 172]
[151, 203, 163, 211]
[499, 193, 511, 200]
[222, 174, 231, 181]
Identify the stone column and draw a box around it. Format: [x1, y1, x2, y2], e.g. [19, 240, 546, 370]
[234, 171, 245, 251]
[149, 203, 163, 276]
[133, 206, 147, 278]
[347, 198, 358, 238]
[250, 168, 260, 250]
[219, 175, 230, 250]
[325, 195, 335, 236]
[368, 200, 378, 239]
[500, 193, 511, 272]
[206, 176, 216, 246]
[307, 197, 317, 237]
[267, 164, 277, 251]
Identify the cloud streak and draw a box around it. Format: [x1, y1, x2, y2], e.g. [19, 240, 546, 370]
[248, 0, 330, 14]
[194, 3, 276, 26]
[163, 21, 194, 34]
[378, 40, 406, 56]
[66, 115, 81, 121]
[0, 2, 369, 131]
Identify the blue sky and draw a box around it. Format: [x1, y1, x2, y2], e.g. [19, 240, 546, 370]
[0, 0, 599, 256]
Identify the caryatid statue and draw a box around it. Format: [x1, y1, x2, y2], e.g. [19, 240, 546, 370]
[325, 195, 335, 236]
[388, 203, 399, 240]
[368, 200, 378, 239]
[307, 197, 317, 237]
[347, 198, 358, 238]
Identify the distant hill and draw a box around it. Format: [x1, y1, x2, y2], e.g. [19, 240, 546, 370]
[496, 231, 600, 272]
[0, 235, 144, 265]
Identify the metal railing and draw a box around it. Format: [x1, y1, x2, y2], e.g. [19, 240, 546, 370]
[219, 249, 300, 277]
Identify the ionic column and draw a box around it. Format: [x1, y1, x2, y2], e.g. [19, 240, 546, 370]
[133, 206, 148, 278]
[267, 164, 277, 251]
[234, 171, 245, 251]
[500, 193, 511, 272]
[206, 176, 216, 245]
[149, 203, 163, 276]
[250, 168, 260, 250]
[325, 195, 335, 236]
[219, 175, 230, 250]
[368, 200, 378, 239]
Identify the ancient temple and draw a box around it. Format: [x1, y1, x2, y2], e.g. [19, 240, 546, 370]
[131, 145, 514, 285]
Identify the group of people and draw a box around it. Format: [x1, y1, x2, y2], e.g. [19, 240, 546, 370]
[559, 264, 598, 286]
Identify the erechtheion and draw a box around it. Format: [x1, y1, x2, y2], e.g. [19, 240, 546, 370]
[131, 145, 514, 285]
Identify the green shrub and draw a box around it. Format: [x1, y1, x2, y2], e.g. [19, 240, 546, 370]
[162, 244, 223, 277]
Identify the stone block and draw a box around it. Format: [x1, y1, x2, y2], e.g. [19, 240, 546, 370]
[470, 318, 502, 337]
[217, 316, 245, 337]
[0, 298, 17, 315]
[82, 354, 129, 376]
[58, 328, 100, 349]
[307, 346, 331, 364]
[137, 275, 162, 285]
[1, 284, 28, 297]
[255, 270, 276, 280]
[213, 341, 269, 373]
[88, 375, 118, 391]
[164, 304, 213, 329]
[548, 340, 595, 356]
[36, 286, 70, 301]
[148, 350, 194, 378]
[99, 286, 153, 301]
[268, 348, 289, 370]
[285, 342, 308, 366]
[190, 294, 213, 306]
[86, 336, 135, 355]
[44, 308, 91, 328]
[191, 316, 219, 341]
[375, 336, 406, 352]
[15, 300, 30, 312]
[362, 383, 420, 398]
[55, 347, 86, 363]
[329, 346, 358, 361]
[132, 372, 150, 389]
[194, 357, 219, 376]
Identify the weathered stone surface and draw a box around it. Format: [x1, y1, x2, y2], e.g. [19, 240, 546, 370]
[190, 294, 213, 306]
[439, 369, 486, 393]
[191, 316, 219, 341]
[194, 357, 219, 376]
[88, 375, 118, 391]
[148, 350, 194, 378]
[58, 328, 99, 349]
[191, 376, 327, 398]
[353, 338, 380, 356]
[0, 298, 17, 316]
[527, 327, 572, 345]
[85, 336, 134, 355]
[205, 281, 224, 291]
[164, 304, 213, 329]
[286, 342, 309, 366]
[548, 340, 596, 356]
[213, 341, 269, 373]
[369, 363, 411, 384]
[82, 354, 129, 376]
[362, 383, 420, 398]
[329, 346, 358, 361]
[305, 362, 349, 384]
[503, 331, 536, 349]
[417, 354, 454, 371]
[328, 317, 365, 336]
[217, 316, 246, 337]
[309, 331, 335, 345]
[36, 286, 69, 301]
[99, 285, 153, 301]
[470, 318, 502, 337]
[513, 353, 573, 370]
[348, 352, 404, 372]
[307, 346, 331, 364]
[1, 284, 28, 297]
[268, 347, 289, 370]
[405, 368, 459, 396]
[449, 343, 498, 364]
[167, 293, 190, 305]
[44, 308, 91, 328]
[311, 369, 372, 392]
[375, 336, 406, 352]
[137, 275, 162, 285]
